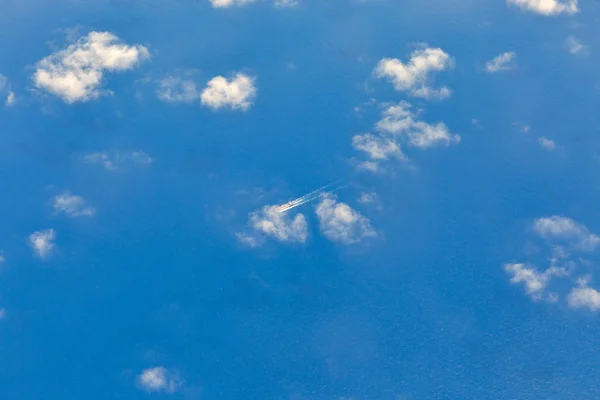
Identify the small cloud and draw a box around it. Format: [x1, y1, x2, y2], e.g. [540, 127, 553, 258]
[136, 366, 181, 393]
[358, 192, 379, 205]
[506, 0, 578, 16]
[566, 35, 587, 55]
[53, 193, 96, 217]
[0, 74, 15, 107]
[376, 101, 460, 148]
[568, 285, 600, 311]
[157, 76, 199, 103]
[238, 205, 308, 246]
[504, 263, 567, 301]
[83, 151, 152, 171]
[275, 0, 298, 6]
[485, 52, 516, 73]
[5, 91, 15, 106]
[538, 136, 556, 151]
[352, 133, 404, 161]
[374, 47, 453, 100]
[533, 216, 600, 251]
[315, 194, 376, 244]
[33, 31, 150, 103]
[200, 73, 256, 111]
[472, 118, 483, 128]
[209, 0, 257, 7]
[0, 308, 5, 320]
[29, 229, 56, 259]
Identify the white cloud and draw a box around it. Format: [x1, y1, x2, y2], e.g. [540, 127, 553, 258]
[210, 0, 294, 7]
[376, 101, 460, 148]
[239, 205, 308, 246]
[315, 195, 376, 244]
[29, 229, 56, 259]
[136, 367, 181, 393]
[352, 133, 404, 160]
[275, 0, 298, 6]
[33, 31, 150, 103]
[538, 136, 556, 151]
[0, 308, 5, 320]
[507, 0, 578, 16]
[83, 151, 152, 171]
[504, 263, 567, 301]
[485, 52, 516, 73]
[157, 76, 199, 103]
[533, 216, 600, 251]
[210, 0, 256, 7]
[0, 254, 4, 264]
[374, 47, 453, 100]
[201, 73, 256, 111]
[568, 286, 600, 311]
[0, 74, 15, 106]
[566, 35, 587, 55]
[53, 194, 96, 217]
[5, 91, 15, 106]
[358, 192, 378, 205]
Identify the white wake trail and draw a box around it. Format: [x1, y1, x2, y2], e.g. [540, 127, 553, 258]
[275, 180, 345, 213]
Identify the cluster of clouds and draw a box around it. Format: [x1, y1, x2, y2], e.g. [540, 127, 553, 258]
[27, 193, 98, 259]
[504, 216, 600, 312]
[28, 31, 257, 112]
[237, 193, 376, 247]
[353, 100, 460, 172]
[158, 73, 257, 111]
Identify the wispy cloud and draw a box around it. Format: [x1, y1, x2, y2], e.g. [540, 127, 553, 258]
[136, 367, 181, 393]
[53, 194, 96, 217]
[29, 229, 56, 259]
[538, 137, 556, 151]
[315, 195, 376, 244]
[533, 216, 600, 251]
[485, 52, 516, 73]
[504, 263, 567, 301]
[201, 73, 256, 111]
[83, 151, 152, 171]
[507, 0, 578, 16]
[157, 76, 199, 103]
[33, 31, 150, 103]
[566, 35, 587, 55]
[374, 47, 453, 100]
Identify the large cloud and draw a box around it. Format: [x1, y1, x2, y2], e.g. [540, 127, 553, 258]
[374, 47, 453, 100]
[201, 73, 256, 111]
[238, 205, 308, 246]
[315, 195, 376, 244]
[507, 0, 578, 15]
[33, 31, 150, 103]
